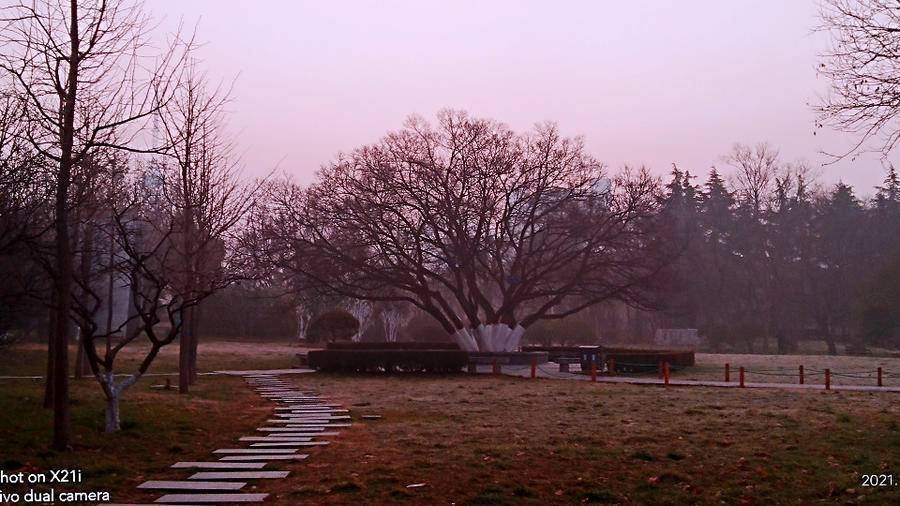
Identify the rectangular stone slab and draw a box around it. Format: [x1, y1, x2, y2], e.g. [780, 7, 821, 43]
[259, 427, 324, 432]
[285, 423, 351, 428]
[277, 406, 341, 410]
[219, 454, 309, 461]
[189, 471, 289, 480]
[214, 448, 298, 454]
[172, 462, 266, 470]
[274, 413, 350, 417]
[239, 436, 312, 442]
[286, 409, 348, 413]
[274, 415, 351, 419]
[249, 432, 337, 437]
[155, 493, 268, 503]
[139, 480, 246, 490]
[250, 441, 329, 447]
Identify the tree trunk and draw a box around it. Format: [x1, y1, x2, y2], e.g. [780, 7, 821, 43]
[74, 330, 88, 379]
[43, 303, 56, 408]
[189, 303, 200, 384]
[75, 221, 92, 380]
[104, 388, 121, 432]
[822, 325, 837, 355]
[178, 309, 191, 394]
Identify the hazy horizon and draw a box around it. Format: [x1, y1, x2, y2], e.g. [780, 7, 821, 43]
[152, 0, 897, 194]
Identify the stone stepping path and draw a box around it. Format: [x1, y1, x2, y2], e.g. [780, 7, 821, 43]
[120, 372, 350, 504]
[155, 493, 269, 503]
[190, 472, 289, 480]
[138, 481, 246, 491]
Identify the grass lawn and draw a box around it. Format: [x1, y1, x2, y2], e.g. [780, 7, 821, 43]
[1, 341, 899, 505]
[271, 374, 900, 505]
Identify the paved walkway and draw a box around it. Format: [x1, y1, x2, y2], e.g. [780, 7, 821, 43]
[474, 364, 900, 393]
[106, 370, 349, 505]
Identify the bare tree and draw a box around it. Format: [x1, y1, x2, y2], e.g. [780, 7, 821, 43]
[817, 0, 900, 158]
[0, 0, 189, 449]
[381, 302, 410, 342]
[256, 111, 671, 352]
[153, 60, 259, 392]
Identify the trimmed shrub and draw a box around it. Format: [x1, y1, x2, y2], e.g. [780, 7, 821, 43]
[306, 308, 359, 343]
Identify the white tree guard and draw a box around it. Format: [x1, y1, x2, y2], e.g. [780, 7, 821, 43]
[450, 324, 525, 352]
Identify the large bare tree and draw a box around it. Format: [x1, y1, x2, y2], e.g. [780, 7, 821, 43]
[817, 0, 900, 158]
[0, 0, 188, 449]
[256, 111, 671, 352]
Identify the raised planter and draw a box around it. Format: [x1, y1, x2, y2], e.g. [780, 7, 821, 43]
[326, 341, 459, 350]
[308, 349, 467, 373]
[467, 351, 549, 366]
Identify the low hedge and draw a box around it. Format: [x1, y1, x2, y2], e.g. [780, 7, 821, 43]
[308, 349, 467, 373]
[325, 341, 460, 350]
[522, 345, 695, 373]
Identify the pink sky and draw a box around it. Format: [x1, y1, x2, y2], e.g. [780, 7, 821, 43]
[152, 0, 894, 194]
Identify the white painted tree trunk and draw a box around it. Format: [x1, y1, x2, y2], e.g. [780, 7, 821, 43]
[99, 371, 141, 432]
[347, 300, 372, 342]
[381, 308, 403, 342]
[450, 324, 525, 352]
[295, 306, 310, 342]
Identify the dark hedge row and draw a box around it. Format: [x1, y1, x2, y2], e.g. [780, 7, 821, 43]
[325, 341, 460, 350]
[308, 349, 467, 373]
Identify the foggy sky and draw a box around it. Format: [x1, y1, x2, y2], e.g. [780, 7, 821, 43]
[152, 0, 895, 194]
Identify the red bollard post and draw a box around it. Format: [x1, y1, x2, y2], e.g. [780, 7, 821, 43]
[877, 367, 883, 387]
[492, 360, 500, 375]
[608, 358, 616, 377]
[591, 360, 598, 383]
[825, 368, 831, 390]
[663, 362, 670, 387]
[530, 358, 537, 379]
[799, 365, 804, 385]
[725, 363, 730, 383]
[739, 367, 745, 388]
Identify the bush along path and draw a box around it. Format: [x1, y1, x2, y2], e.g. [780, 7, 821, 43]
[106, 373, 350, 505]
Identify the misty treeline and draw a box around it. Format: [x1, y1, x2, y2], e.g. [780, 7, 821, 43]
[656, 144, 900, 354]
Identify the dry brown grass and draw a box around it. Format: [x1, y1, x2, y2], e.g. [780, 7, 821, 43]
[2, 342, 899, 505]
[265, 373, 900, 505]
